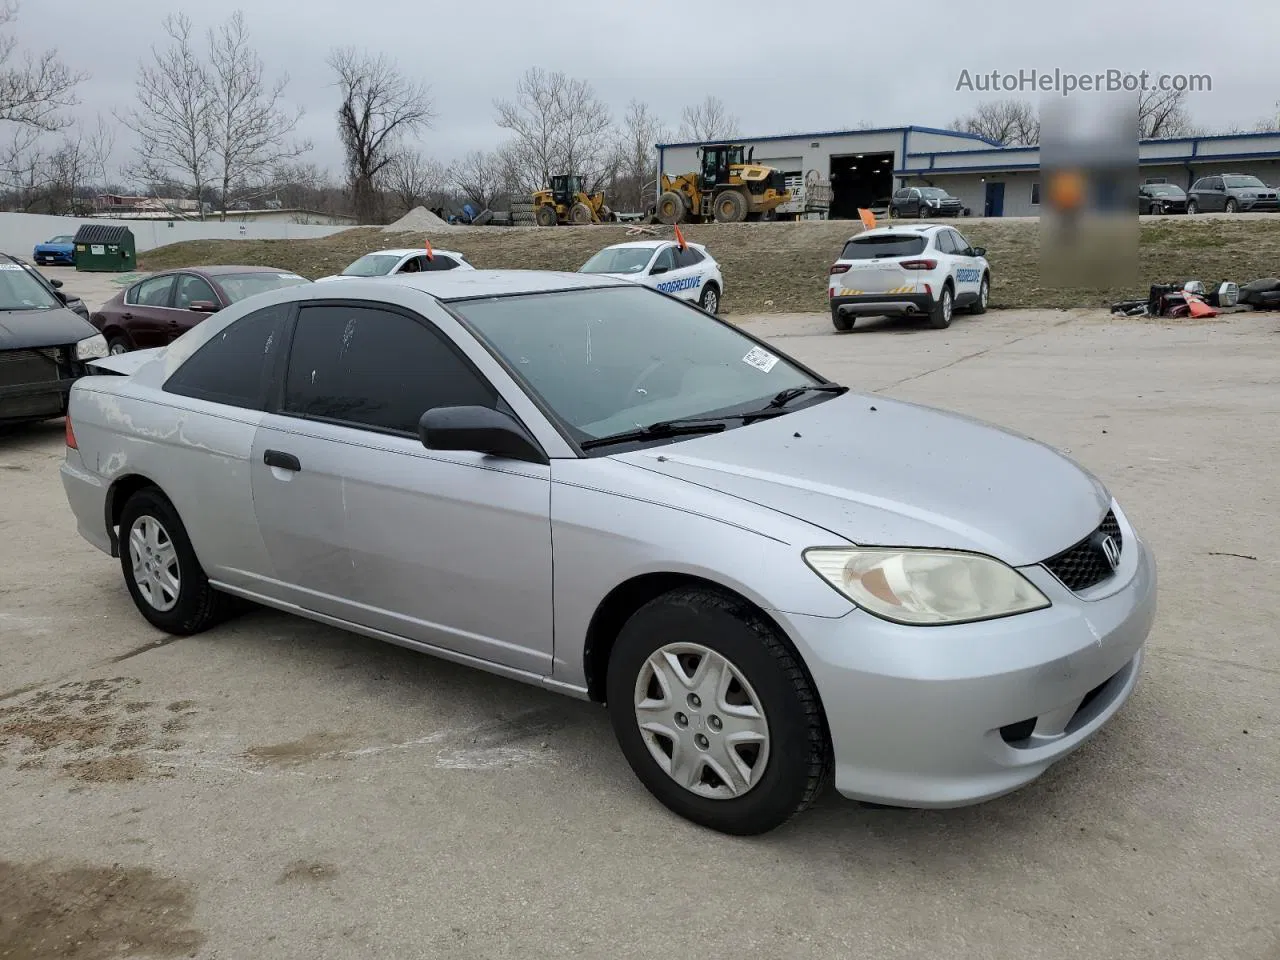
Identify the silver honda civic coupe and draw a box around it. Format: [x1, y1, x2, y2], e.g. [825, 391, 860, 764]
[60, 270, 1156, 835]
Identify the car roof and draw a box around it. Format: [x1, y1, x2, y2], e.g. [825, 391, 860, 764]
[382, 268, 630, 301]
[365, 248, 467, 258]
[141, 265, 301, 278]
[598, 240, 709, 252]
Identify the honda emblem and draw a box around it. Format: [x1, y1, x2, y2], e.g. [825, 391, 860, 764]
[1101, 535, 1121, 570]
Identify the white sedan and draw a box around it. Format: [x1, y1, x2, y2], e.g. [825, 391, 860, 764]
[579, 240, 724, 314]
[318, 247, 475, 282]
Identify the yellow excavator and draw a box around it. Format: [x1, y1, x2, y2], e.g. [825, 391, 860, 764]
[656, 144, 791, 224]
[533, 174, 613, 226]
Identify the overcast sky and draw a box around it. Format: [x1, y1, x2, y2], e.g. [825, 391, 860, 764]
[18, 0, 1278, 180]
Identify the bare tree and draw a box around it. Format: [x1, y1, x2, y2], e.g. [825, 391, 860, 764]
[328, 46, 434, 224]
[0, 124, 44, 207]
[613, 99, 668, 211]
[385, 149, 447, 214]
[448, 149, 502, 210]
[0, 1, 85, 132]
[948, 98, 1039, 145]
[117, 14, 215, 208]
[677, 95, 738, 142]
[494, 68, 615, 191]
[44, 115, 113, 213]
[1137, 88, 1199, 139]
[207, 12, 310, 218]
[1255, 101, 1280, 133]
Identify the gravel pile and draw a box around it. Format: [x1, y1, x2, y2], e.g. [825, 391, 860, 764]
[382, 206, 451, 231]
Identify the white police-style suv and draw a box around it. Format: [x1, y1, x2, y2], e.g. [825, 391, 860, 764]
[828, 223, 990, 331]
[579, 240, 725, 314]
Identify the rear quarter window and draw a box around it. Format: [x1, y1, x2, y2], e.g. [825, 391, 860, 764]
[839, 235, 928, 260]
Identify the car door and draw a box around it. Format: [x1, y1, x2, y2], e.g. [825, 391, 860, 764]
[1205, 177, 1226, 211]
[253, 299, 554, 673]
[168, 273, 221, 343]
[947, 229, 983, 301]
[658, 245, 704, 302]
[124, 274, 178, 348]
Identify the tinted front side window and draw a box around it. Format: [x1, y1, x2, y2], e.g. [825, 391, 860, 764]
[283, 304, 497, 435]
[652, 248, 676, 271]
[174, 274, 218, 308]
[164, 303, 289, 409]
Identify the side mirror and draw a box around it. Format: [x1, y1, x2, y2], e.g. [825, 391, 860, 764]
[54, 291, 69, 303]
[418, 406, 547, 464]
[650, 265, 669, 275]
[50, 278, 64, 288]
[972, 246, 987, 257]
[188, 300, 220, 313]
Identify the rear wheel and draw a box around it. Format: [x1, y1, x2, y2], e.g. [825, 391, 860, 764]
[605, 587, 829, 835]
[712, 189, 748, 224]
[569, 202, 594, 224]
[534, 204, 558, 227]
[118, 487, 238, 635]
[831, 306, 854, 331]
[657, 191, 686, 224]
[928, 284, 954, 329]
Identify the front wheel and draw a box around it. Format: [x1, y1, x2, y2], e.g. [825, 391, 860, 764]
[606, 587, 829, 835]
[1187, 199, 1199, 214]
[969, 275, 989, 314]
[118, 487, 237, 635]
[699, 283, 720, 315]
[1225, 198, 1238, 214]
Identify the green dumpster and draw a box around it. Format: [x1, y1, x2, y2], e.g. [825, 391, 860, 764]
[72, 224, 136, 273]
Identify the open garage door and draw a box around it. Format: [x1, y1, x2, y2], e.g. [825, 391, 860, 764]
[829, 152, 894, 219]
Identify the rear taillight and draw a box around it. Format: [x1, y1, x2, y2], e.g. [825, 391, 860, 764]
[829, 264, 850, 275]
[899, 259, 937, 270]
[65, 416, 77, 449]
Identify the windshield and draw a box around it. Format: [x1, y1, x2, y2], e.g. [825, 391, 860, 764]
[0, 263, 62, 310]
[1224, 176, 1266, 189]
[218, 272, 309, 301]
[47, 235, 74, 244]
[579, 247, 654, 275]
[453, 286, 821, 447]
[919, 188, 949, 198]
[840, 235, 928, 260]
[1145, 185, 1181, 195]
[341, 254, 401, 277]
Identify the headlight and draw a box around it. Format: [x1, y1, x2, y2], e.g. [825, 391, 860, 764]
[74, 334, 108, 360]
[803, 547, 1051, 625]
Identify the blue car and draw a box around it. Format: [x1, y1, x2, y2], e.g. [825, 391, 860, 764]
[34, 234, 76, 266]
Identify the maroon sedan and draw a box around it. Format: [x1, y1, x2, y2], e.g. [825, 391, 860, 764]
[91, 265, 310, 354]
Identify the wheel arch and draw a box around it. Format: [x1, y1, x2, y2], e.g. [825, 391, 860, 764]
[581, 571, 825, 714]
[103, 472, 164, 556]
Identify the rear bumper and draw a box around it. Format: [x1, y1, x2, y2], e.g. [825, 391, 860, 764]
[832, 292, 933, 316]
[60, 449, 114, 556]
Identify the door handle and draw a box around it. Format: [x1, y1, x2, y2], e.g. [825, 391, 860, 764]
[264, 449, 301, 471]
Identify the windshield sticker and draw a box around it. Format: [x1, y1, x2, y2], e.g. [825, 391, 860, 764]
[278, 273, 303, 280]
[742, 346, 779, 373]
[0, 263, 23, 270]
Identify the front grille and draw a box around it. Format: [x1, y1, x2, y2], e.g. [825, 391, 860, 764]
[1042, 510, 1123, 592]
[0, 347, 70, 385]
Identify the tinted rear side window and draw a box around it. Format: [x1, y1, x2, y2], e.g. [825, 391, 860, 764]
[282, 304, 497, 435]
[839, 236, 928, 260]
[164, 303, 289, 409]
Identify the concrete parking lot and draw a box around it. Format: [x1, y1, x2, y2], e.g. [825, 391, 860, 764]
[2, 304, 1278, 960]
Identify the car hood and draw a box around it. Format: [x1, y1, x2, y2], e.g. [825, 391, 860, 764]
[612, 392, 1110, 566]
[35, 242, 73, 250]
[0, 308, 98, 349]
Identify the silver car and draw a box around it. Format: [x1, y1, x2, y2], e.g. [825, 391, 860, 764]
[59, 270, 1156, 835]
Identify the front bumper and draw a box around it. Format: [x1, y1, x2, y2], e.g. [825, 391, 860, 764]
[832, 292, 933, 317]
[0, 377, 75, 423]
[777, 508, 1157, 808]
[34, 251, 74, 264]
[1240, 198, 1280, 211]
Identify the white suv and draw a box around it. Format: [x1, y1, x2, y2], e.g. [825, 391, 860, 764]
[827, 224, 990, 331]
[578, 240, 725, 314]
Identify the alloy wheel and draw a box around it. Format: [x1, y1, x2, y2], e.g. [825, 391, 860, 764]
[127, 515, 181, 612]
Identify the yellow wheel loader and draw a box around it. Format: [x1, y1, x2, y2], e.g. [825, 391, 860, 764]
[532, 174, 614, 226]
[655, 144, 792, 224]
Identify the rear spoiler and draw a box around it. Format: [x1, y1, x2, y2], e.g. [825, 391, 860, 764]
[87, 347, 163, 377]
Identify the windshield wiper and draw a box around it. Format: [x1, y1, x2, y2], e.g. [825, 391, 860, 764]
[761, 383, 848, 410]
[579, 418, 734, 451]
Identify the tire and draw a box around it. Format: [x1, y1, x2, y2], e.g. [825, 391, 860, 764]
[118, 487, 237, 635]
[569, 202, 594, 225]
[106, 333, 131, 355]
[1150, 202, 1163, 216]
[712, 189, 748, 224]
[1187, 199, 1199, 214]
[605, 587, 829, 836]
[1225, 198, 1238, 214]
[698, 283, 720, 315]
[657, 191, 686, 224]
[889, 205, 899, 218]
[917, 204, 928, 219]
[928, 284, 954, 329]
[534, 204, 558, 227]
[831, 306, 854, 331]
[969, 274, 989, 315]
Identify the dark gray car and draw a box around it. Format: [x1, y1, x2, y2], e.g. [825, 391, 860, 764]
[1187, 174, 1279, 213]
[890, 186, 963, 218]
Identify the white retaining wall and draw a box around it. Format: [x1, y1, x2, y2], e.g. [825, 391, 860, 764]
[0, 212, 353, 256]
